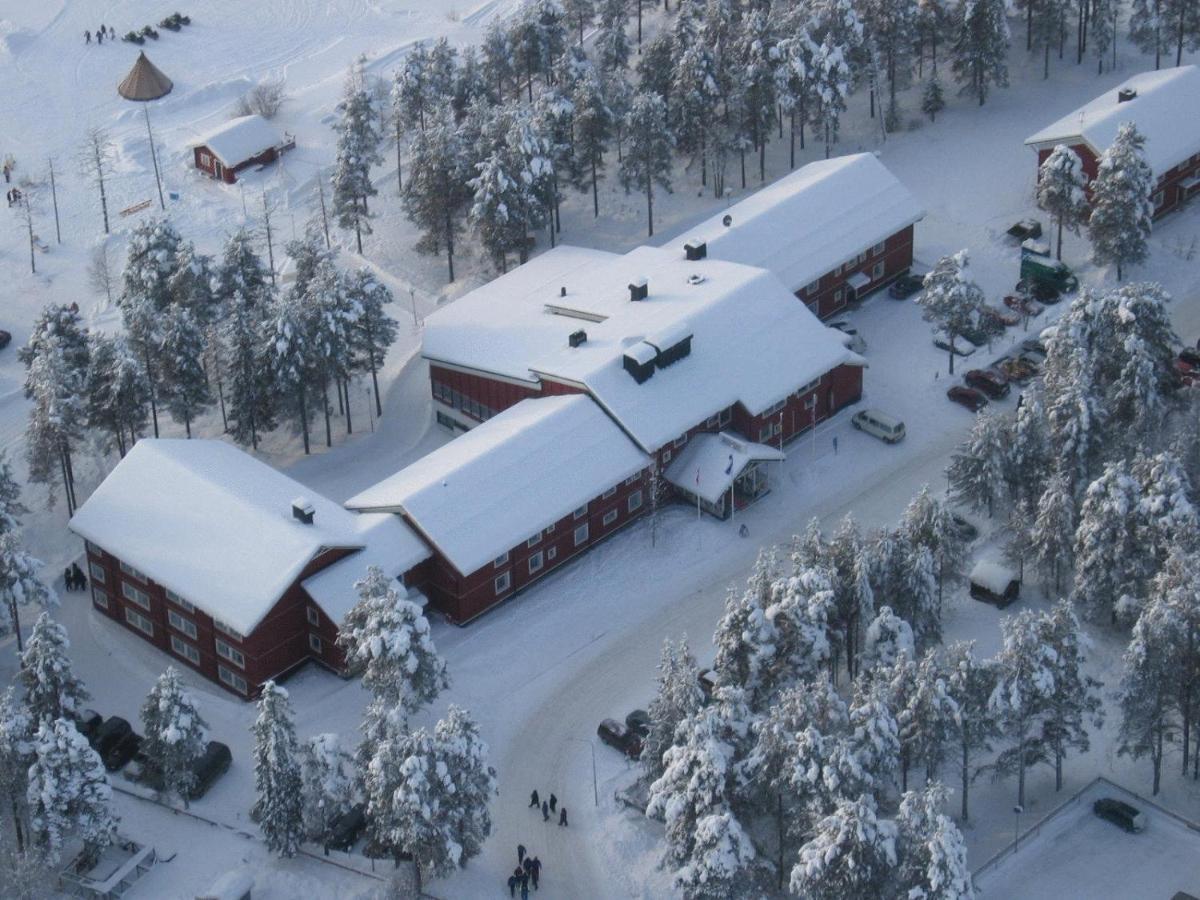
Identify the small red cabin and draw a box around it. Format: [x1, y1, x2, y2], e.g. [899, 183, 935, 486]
[190, 115, 293, 185]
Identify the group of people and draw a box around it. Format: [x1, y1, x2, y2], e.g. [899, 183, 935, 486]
[5, 187, 22, 208]
[84, 25, 116, 44]
[528, 788, 567, 826]
[63, 562, 88, 592]
[508, 845, 543, 898]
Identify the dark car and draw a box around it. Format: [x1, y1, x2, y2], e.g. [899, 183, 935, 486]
[103, 730, 142, 772]
[188, 740, 233, 799]
[1007, 218, 1042, 240]
[74, 709, 103, 743]
[949, 513, 979, 543]
[598, 718, 643, 759]
[0, 330, 10, 350]
[947, 386, 988, 412]
[997, 356, 1038, 384]
[327, 804, 368, 851]
[1094, 798, 1146, 833]
[888, 273, 924, 299]
[964, 369, 1010, 400]
[1178, 348, 1200, 369]
[1021, 337, 1048, 359]
[625, 709, 651, 739]
[93, 716, 132, 758]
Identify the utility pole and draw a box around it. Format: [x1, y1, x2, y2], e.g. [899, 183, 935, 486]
[144, 105, 165, 211]
[47, 157, 61, 244]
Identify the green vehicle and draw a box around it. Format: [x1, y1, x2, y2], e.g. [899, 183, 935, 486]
[1019, 248, 1079, 297]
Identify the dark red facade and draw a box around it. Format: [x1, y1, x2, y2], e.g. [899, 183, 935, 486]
[193, 145, 280, 185]
[1035, 145, 1200, 220]
[84, 540, 352, 699]
[794, 225, 916, 319]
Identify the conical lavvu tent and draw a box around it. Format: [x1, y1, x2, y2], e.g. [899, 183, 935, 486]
[118, 51, 173, 101]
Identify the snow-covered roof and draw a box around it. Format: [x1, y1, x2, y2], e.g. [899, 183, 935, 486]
[675, 153, 926, 291]
[969, 560, 1019, 595]
[345, 395, 650, 575]
[423, 244, 862, 452]
[68, 439, 428, 636]
[1025, 66, 1200, 176]
[189, 114, 283, 167]
[301, 513, 432, 625]
[664, 432, 785, 505]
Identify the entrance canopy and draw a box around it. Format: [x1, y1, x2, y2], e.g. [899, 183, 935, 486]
[845, 271, 871, 292]
[118, 52, 173, 101]
[665, 432, 785, 506]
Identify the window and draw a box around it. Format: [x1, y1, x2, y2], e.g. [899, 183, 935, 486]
[545, 523, 555, 533]
[119, 561, 148, 582]
[832, 263, 842, 276]
[804, 394, 818, 410]
[662, 449, 672, 464]
[574, 523, 589, 546]
[1152, 190, 1164, 207]
[307, 606, 321, 627]
[834, 289, 844, 306]
[857, 252, 867, 264]
[603, 509, 618, 527]
[89, 562, 106, 585]
[168, 609, 197, 640]
[764, 399, 786, 417]
[547, 547, 557, 562]
[797, 378, 820, 395]
[215, 638, 245, 669]
[706, 415, 719, 428]
[494, 552, 509, 568]
[527, 532, 542, 548]
[92, 587, 108, 609]
[165, 589, 194, 613]
[872, 261, 885, 280]
[628, 490, 644, 513]
[718, 408, 733, 427]
[170, 635, 200, 666]
[124, 608, 154, 636]
[529, 551, 544, 575]
[804, 278, 821, 294]
[214, 620, 243, 641]
[309, 634, 323, 654]
[494, 571, 511, 595]
[760, 424, 773, 442]
[626, 473, 641, 486]
[436, 411, 459, 431]
[573, 503, 589, 520]
[872, 241, 886, 256]
[602, 486, 617, 500]
[122, 582, 151, 610]
[85, 540, 101, 556]
[218, 666, 248, 695]
[674, 435, 687, 449]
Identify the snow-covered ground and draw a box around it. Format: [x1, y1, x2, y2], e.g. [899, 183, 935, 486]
[3, 0, 1200, 897]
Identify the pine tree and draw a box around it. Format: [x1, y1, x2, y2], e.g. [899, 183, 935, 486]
[268, 289, 319, 455]
[827, 514, 876, 680]
[1043, 340, 1102, 498]
[214, 228, 273, 309]
[861, 0, 920, 112]
[898, 542, 941, 650]
[1073, 460, 1141, 624]
[1038, 600, 1103, 792]
[563, 0, 596, 44]
[221, 294, 276, 449]
[830, 676, 901, 800]
[0, 688, 33, 856]
[791, 794, 898, 899]
[1037, 145, 1090, 261]
[26, 718, 116, 867]
[433, 706, 496, 868]
[403, 118, 471, 282]
[944, 640, 999, 821]
[907, 650, 960, 783]
[951, 0, 1009, 106]
[1007, 393, 1051, 508]
[1128, 0, 1166, 68]
[251, 681, 304, 857]
[345, 268, 398, 420]
[881, 651, 920, 791]
[139, 667, 207, 804]
[1133, 451, 1198, 592]
[1032, 468, 1076, 593]
[300, 733, 353, 842]
[1088, 123, 1153, 281]
[0, 533, 56, 648]
[737, 9, 780, 183]
[332, 73, 383, 255]
[900, 487, 967, 616]
[619, 91, 674, 238]
[0, 453, 27, 538]
[157, 304, 211, 438]
[1118, 590, 1178, 794]
[894, 782, 973, 900]
[469, 148, 528, 274]
[482, 22, 516, 102]
[85, 334, 149, 458]
[917, 250, 986, 374]
[672, 40, 722, 188]
[644, 636, 705, 780]
[596, 0, 632, 73]
[19, 614, 89, 726]
[989, 609, 1056, 806]
[394, 43, 432, 135]
[947, 408, 1009, 518]
[921, 74, 945, 121]
[571, 69, 613, 217]
[775, 27, 817, 167]
[808, 35, 854, 160]
[862, 605, 916, 672]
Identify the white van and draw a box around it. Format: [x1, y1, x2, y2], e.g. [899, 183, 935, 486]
[852, 409, 906, 444]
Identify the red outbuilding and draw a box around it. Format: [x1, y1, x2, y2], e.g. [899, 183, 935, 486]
[190, 115, 294, 184]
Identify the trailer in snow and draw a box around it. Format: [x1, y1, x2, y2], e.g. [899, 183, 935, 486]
[969, 560, 1020, 608]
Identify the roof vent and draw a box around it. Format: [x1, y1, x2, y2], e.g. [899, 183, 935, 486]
[1118, 87, 1137, 103]
[687, 273, 706, 286]
[623, 341, 657, 383]
[684, 239, 707, 261]
[292, 497, 315, 525]
[629, 277, 649, 302]
[560, 286, 567, 297]
[568, 329, 587, 348]
[722, 214, 733, 227]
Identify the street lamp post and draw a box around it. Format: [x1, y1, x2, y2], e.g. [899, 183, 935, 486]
[566, 737, 599, 807]
[1013, 805, 1024, 852]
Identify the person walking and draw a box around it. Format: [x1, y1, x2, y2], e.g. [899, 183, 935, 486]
[548, 793, 557, 813]
[96, 29, 103, 45]
[541, 801, 549, 822]
[529, 856, 542, 890]
[517, 844, 526, 865]
[63, 567, 73, 590]
[85, 30, 91, 44]
[522, 856, 533, 880]
[72, 563, 86, 590]
[559, 807, 568, 827]
[528, 789, 539, 809]
[520, 880, 530, 900]
[507, 873, 518, 897]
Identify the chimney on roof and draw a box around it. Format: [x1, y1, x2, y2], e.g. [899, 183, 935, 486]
[292, 497, 315, 525]
[684, 239, 707, 261]
[1118, 87, 1137, 103]
[569, 329, 587, 348]
[629, 277, 649, 302]
[560, 286, 567, 297]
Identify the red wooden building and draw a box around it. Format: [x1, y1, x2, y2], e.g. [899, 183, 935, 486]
[681, 153, 926, 319]
[69, 440, 430, 698]
[190, 115, 294, 184]
[1026, 66, 1200, 219]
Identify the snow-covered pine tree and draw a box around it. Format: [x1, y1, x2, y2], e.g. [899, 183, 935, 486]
[331, 73, 383, 255]
[0, 688, 32, 853]
[737, 8, 780, 183]
[1031, 468, 1076, 593]
[1042, 341, 1102, 498]
[1073, 459, 1141, 624]
[506, 109, 557, 260]
[672, 40, 722, 189]
[951, 0, 1009, 106]
[921, 74, 945, 121]
[989, 609, 1056, 806]
[1037, 600, 1103, 792]
[1007, 392, 1051, 507]
[644, 635, 705, 780]
[168, 241, 217, 322]
[1088, 123, 1153, 281]
[344, 268, 398, 420]
[221, 291, 277, 450]
[402, 117, 472, 282]
[300, 733, 353, 843]
[947, 408, 1009, 518]
[917, 250, 986, 374]
[453, 46, 492, 117]
[595, 0, 632, 73]
[1036, 145, 1090, 261]
[900, 487, 967, 614]
[894, 781, 973, 900]
[0, 533, 56, 646]
[214, 228, 274, 310]
[157, 304, 211, 438]
[394, 42, 431, 136]
[251, 681, 304, 857]
[1002, 498, 1037, 585]
[571, 68, 613, 217]
[712, 553, 781, 709]
[469, 147, 527, 274]
[775, 24, 816, 166]
[26, 717, 115, 867]
[1149, 549, 1200, 777]
[898, 541, 941, 649]
[482, 21, 516, 102]
[828, 674, 901, 801]
[861, 605, 916, 673]
[1118, 590, 1179, 794]
[19, 614, 88, 726]
[1133, 451, 1198, 590]
[907, 649, 960, 783]
[881, 651, 920, 791]
[636, 30, 675, 112]
[1128, 0, 1167, 68]
[827, 514, 876, 680]
[676, 810, 761, 900]
[808, 35, 854, 160]
[139, 667, 207, 804]
[563, 0, 595, 44]
[267, 288, 319, 455]
[861, 0, 920, 115]
[432, 705, 496, 868]
[944, 640, 999, 821]
[790, 793, 898, 899]
[85, 334, 149, 458]
[618, 91, 674, 237]
[0, 453, 27, 538]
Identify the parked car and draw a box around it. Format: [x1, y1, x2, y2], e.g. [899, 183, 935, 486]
[103, 730, 142, 772]
[1003, 294, 1044, 318]
[1093, 798, 1146, 833]
[829, 321, 867, 354]
[933, 335, 976, 358]
[74, 708, 103, 743]
[188, 740, 233, 800]
[625, 709, 651, 739]
[997, 356, 1038, 384]
[598, 718, 643, 759]
[0, 330, 11, 350]
[947, 386, 988, 412]
[964, 369, 1010, 400]
[1172, 359, 1196, 387]
[888, 273, 924, 299]
[980, 305, 1021, 328]
[851, 409, 906, 444]
[327, 804, 368, 851]
[93, 716, 132, 758]
[949, 513, 979, 543]
[1006, 218, 1043, 240]
[1178, 347, 1200, 369]
[1020, 337, 1048, 359]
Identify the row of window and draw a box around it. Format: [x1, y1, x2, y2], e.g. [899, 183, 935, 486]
[431, 381, 498, 422]
[802, 242, 888, 294]
[94, 553, 211, 629]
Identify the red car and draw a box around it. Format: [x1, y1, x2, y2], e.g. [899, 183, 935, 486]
[1003, 294, 1044, 318]
[980, 305, 1021, 328]
[964, 369, 1010, 400]
[947, 385, 988, 412]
